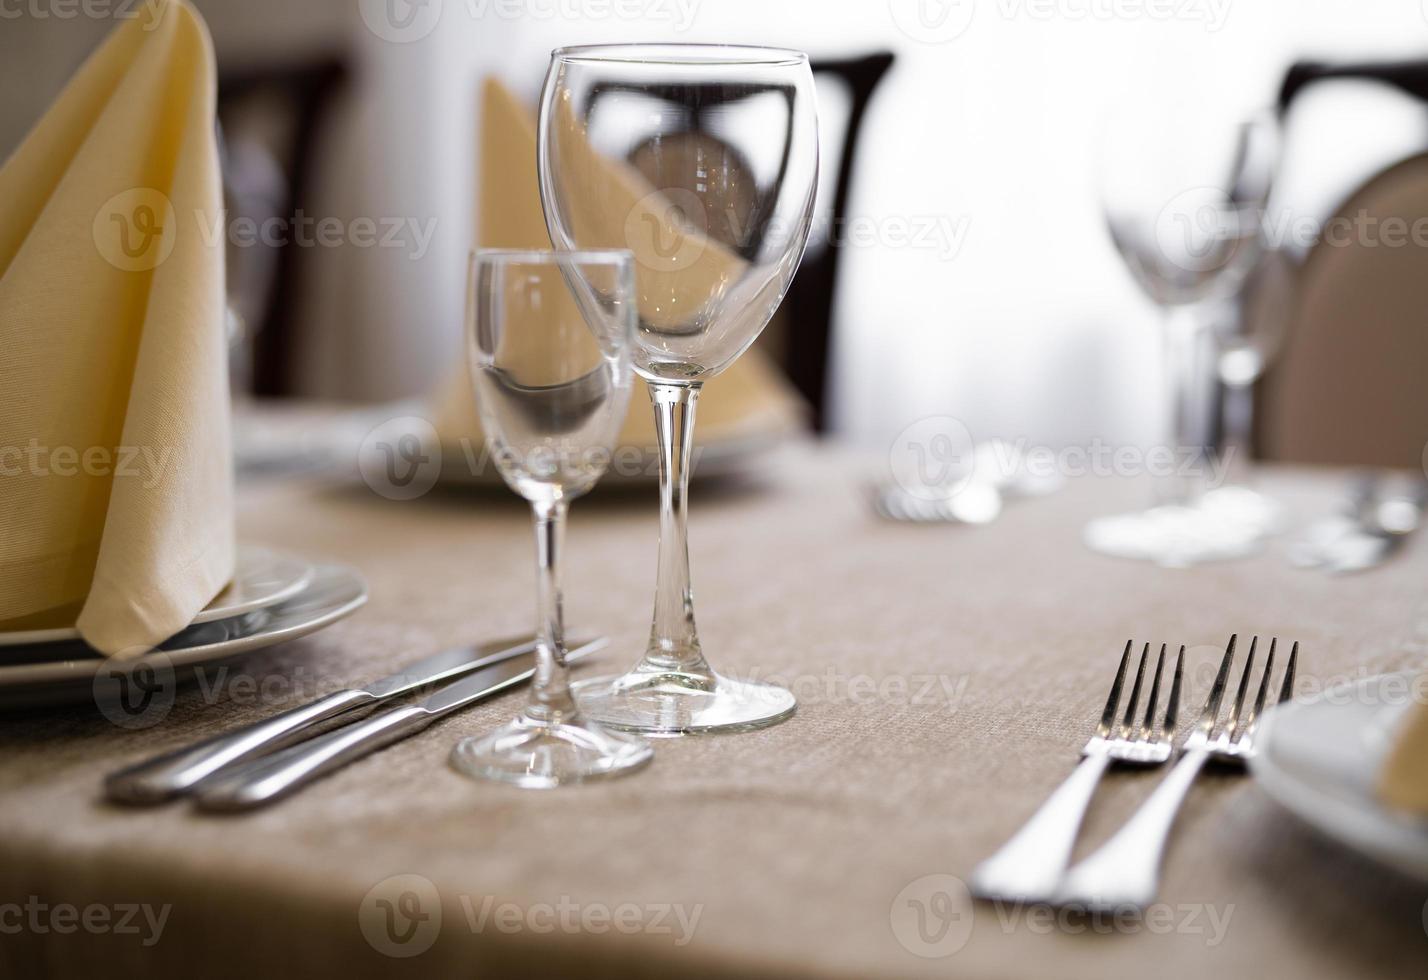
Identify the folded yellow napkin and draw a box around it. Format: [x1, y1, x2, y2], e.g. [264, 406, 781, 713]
[431, 79, 805, 452]
[1381, 697, 1428, 814]
[0, 0, 233, 656]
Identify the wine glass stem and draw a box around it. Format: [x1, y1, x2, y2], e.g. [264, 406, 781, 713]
[1218, 380, 1254, 488]
[529, 497, 577, 719]
[643, 382, 713, 679]
[1160, 307, 1212, 506]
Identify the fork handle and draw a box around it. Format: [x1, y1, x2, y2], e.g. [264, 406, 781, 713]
[1056, 748, 1209, 910]
[969, 753, 1111, 903]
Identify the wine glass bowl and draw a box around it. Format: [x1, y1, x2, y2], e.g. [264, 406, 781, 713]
[538, 43, 818, 735]
[539, 44, 819, 383]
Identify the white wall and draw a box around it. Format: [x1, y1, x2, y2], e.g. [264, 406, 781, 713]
[4, 0, 1426, 447]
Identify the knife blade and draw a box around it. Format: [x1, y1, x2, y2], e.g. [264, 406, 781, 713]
[192, 637, 607, 811]
[104, 635, 562, 804]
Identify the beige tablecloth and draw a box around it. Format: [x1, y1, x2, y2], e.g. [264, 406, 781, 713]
[3, 443, 1426, 978]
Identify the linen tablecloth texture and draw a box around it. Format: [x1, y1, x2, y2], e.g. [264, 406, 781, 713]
[0, 0, 233, 655]
[429, 78, 806, 455]
[2, 450, 1426, 979]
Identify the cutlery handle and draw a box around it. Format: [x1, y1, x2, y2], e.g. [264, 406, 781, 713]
[193, 705, 435, 811]
[1057, 748, 1209, 910]
[969, 753, 1112, 903]
[104, 688, 378, 804]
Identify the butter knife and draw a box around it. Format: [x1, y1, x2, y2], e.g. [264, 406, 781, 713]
[104, 635, 560, 804]
[193, 637, 606, 811]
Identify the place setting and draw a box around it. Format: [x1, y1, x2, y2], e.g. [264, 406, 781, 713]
[3, 3, 1428, 979]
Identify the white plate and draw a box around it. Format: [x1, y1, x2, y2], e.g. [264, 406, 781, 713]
[0, 564, 367, 710]
[1250, 671, 1428, 882]
[0, 546, 313, 648]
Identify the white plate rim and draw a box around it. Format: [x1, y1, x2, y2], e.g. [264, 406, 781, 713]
[0, 546, 314, 648]
[0, 564, 367, 692]
[1250, 671, 1428, 882]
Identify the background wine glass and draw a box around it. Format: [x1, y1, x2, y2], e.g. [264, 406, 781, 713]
[1085, 107, 1279, 566]
[1199, 246, 1297, 534]
[449, 249, 652, 787]
[538, 44, 819, 734]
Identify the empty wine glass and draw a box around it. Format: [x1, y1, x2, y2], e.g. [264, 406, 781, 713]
[538, 44, 819, 734]
[1198, 245, 1296, 534]
[449, 249, 652, 787]
[1085, 108, 1279, 566]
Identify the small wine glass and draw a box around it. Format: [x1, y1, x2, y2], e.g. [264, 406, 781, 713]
[449, 249, 652, 787]
[538, 44, 819, 735]
[1085, 108, 1279, 566]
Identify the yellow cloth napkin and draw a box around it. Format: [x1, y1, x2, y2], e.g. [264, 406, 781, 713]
[1381, 697, 1428, 814]
[431, 79, 805, 452]
[0, 0, 234, 657]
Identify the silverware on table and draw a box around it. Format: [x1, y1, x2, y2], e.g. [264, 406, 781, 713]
[1056, 634, 1297, 911]
[192, 637, 606, 811]
[872, 440, 1062, 525]
[970, 640, 1183, 903]
[104, 635, 555, 804]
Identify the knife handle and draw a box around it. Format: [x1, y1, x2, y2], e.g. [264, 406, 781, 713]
[193, 705, 435, 812]
[104, 688, 378, 805]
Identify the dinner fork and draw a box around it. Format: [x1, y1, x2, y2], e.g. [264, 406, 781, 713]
[1056, 634, 1298, 911]
[970, 640, 1183, 903]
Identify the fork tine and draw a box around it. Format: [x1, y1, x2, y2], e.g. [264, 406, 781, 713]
[1097, 640, 1133, 737]
[1226, 636, 1258, 741]
[1143, 643, 1167, 732]
[1197, 634, 1237, 734]
[1121, 643, 1150, 733]
[1164, 644, 1186, 733]
[1278, 641, 1299, 704]
[1243, 637, 1276, 737]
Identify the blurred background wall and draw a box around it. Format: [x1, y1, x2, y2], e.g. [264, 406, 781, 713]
[2, 0, 1425, 453]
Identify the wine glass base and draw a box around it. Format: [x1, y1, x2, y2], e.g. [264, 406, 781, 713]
[1084, 504, 1264, 567]
[1198, 485, 1286, 536]
[449, 711, 652, 789]
[572, 669, 796, 736]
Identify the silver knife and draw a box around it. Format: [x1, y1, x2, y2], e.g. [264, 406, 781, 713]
[104, 635, 561, 804]
[192, 637, 606, 812]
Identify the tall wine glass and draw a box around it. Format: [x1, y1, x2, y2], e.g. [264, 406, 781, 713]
[449, 249, 653, 786]
[1085, 108, 1279, 566]
[537, 44, 819, 734]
